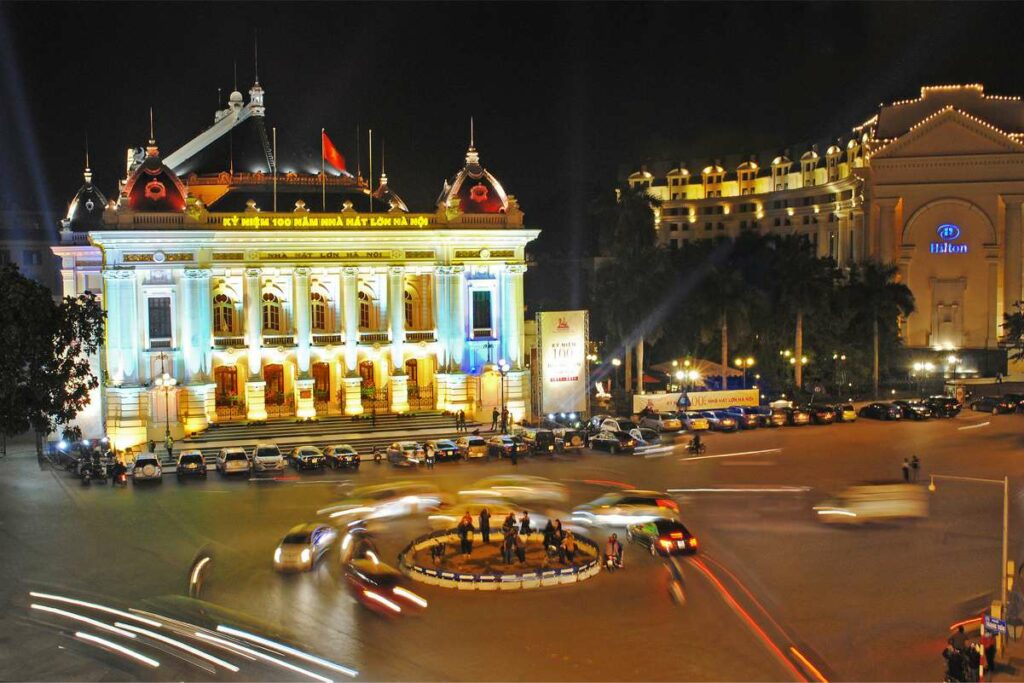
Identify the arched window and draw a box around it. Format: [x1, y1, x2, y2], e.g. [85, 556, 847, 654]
[263, 364, 284, 402]
[214, 365, 237, 400]
[359, 360, 375, 387]
[404, 290, 415, 329]
[405, 358, 419, 384]
[262, 292, 281, 332]
[358, 291, 371, 330]
[310, 292, 327, 332]
[213, 293, 234, 334]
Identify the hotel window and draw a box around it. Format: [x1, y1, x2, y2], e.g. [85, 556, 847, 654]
[0, 249, 9, 265]
[22, 250, 40, 266]
[705, 222, 712, 231]
[358, 291, 371, 330]
[670, 238, 679, 249]
[213, 293, 234, 334]
[669, 223, 679, 232]
[717, 222, 725, 231]
[471, 289, 493, 338]
[310, 292, 327, 332]
[774, 218, 781, 227]
[404, 291, 415, 329]
[262, 292, 282, 332]
[682, 224, 690, 231]
[148, 297, 172, 340]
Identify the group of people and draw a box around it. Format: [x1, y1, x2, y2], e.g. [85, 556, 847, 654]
[943, 625, 996, 682]
[901, 454, 921, 482]
[490, 407, 510, 433]
[453, 410, 469, 433]
[453, 510, 587, 567]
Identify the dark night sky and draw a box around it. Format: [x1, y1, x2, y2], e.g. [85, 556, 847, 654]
[1, 2, 1022, 253]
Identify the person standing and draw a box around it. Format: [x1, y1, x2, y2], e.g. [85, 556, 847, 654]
[453, 410, 460, 432]
[910, 454, 920, 482]
[165, 435, 174, 462]
[425, 444, 435, 470]
[479, 508, 491, 544]
[510, 443, 518, 466]
[519, 511, 532, 536]
[147, 439, 156, 455]
[457, 410, 466, 432]
[491, 407, 499, 432]
[502, 512, 516, 536]
[502, 407, 510, 433]
[901, 458, 910, 483]
[457, 512, 474, 556]
[560, 531, 577, 564]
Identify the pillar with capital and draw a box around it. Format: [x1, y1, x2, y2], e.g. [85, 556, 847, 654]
[342, 266, 359, 375]
[180, 268, 215, 432]
[449, 265, 466, 371]
[293, 267, 316, 420]
[876, 198, 899, 262]
[103, 268, 140, 385]
[244, 267, 267, 421]
[388, 265, 406, 369]
[506, 263, 526, 369]
[1003, 196, 1023, 318]
[433, 265, 450, 370]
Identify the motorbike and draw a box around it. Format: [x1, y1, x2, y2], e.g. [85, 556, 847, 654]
[686, 439, 706, 455]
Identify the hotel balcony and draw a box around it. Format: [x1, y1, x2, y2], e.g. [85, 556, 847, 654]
[359, 331, 390, 344]
[406, 330, 436, 343]
[311, 333, 345, 345]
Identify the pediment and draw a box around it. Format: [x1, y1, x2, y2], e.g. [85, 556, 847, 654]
[873, 107, 1024, 159]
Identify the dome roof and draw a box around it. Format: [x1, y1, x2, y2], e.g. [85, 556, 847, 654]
[63, 168, 108, 231]
[440, 145, 508, 214]
[123, 140, 187, 212]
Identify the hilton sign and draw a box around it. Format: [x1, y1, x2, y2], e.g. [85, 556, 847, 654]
[930, 223, 968, 254]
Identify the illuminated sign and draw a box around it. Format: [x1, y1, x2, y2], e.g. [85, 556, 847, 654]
[219, 214, 431, 229]
[677, 389, 759, 410]
[930, 223, 968, 254]
[258, 251, 398, 261]
[537, 311, 588, 415]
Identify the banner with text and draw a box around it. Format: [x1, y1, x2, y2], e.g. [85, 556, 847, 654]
[677, 389, 759, 411]
[633, 393, 684, 414]
[537, 310, 588, 416]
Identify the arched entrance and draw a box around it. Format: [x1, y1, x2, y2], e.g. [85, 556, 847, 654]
[264, 364, 284, 404]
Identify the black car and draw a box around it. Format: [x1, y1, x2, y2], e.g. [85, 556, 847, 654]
[520, 428, 557, 454]
[323, 444, 361, 469]
[801, 404, 837, 425]
[486, 435, 529, 459]
[590, 430, 636, 455]
[424, 439, 460, 462]
[892, 400, 932, 420]
[1000, 393, 1024, 411]
[969, 395, 1016, 414]
[627, 518, 698, 556]
[724, 406, 760, 430]
[924, 396, 962, 418]
[858, 402, 903, 420]
[779, 406, 811, 426]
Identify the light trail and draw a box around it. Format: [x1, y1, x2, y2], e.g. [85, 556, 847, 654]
[680, 448, 781, 462]
[667, 486, 809, 493]
[216, 624, 358, 677]
[116, 623, 239, 672]
[194, 632, 333, 683]
[75, 631, 160, 668]
[29, 592, 162, 627]
[31, 604, 136, 638]
[958, 421, 990, 430]
[789, 646, 829, 683]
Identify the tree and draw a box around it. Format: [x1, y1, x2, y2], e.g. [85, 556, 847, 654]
[592, 183, 662, 258]
[0, 265, 105, 454]
[1003, 301, 1024, 361]
[847, 261, 915, 398]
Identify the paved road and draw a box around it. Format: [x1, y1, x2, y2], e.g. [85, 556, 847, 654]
[2, 409, 1023, 681]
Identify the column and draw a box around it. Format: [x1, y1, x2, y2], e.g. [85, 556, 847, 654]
[507, 264, 526, 369]
[498, 264, 510, 363]
[836, 213, 848, 266]
[342, 375, 363, 415]
[342, 267, 358, 375]
[450, 265, 466, 371]
[103, 269, 140, 385]
[877, 198, 897, 262]
[433, 266, 450, 370]
[388, 266, 406, 369]
[390, 373, 409, 413]
[244, 268, 267, 421]
[1004, 197, 1023, 317]
[180, 268, 213, 382]
[294, 267, 311, 375]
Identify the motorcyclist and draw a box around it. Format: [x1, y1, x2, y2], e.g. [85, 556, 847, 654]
[688, 432, 703, 453]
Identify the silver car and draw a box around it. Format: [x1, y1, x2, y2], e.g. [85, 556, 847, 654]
[216, 447, 250, 475]
[639, 411, 683, 432]
[273, 523, 337, 573]
[572, 490, 680, 526]
[132, 454, 163, 483]
[252, 443, 285, 472]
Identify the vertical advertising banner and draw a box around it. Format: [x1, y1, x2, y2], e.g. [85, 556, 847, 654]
[537, 311, 588, 416]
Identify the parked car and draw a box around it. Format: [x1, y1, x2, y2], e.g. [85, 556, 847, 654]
[216, 447, 250, 475]
[486, 435, 529, 459]
[924, 395, 962, 418]
[802, 404, 837, 425]
[777, 406, 811, 426]
[518, 428, 557, 455]
[638, 411, 683, 433]
[627, 518, 699, 556]
[323, 444, 360, 469]
[678, 412, 711, 431]
[969, 395, 1016, 414]
[599, 417, 640, 434]
[132, 453, 163, 483]
[423, 439, 459, 462]
[252, 443, 285, 472]
[892, 399, 933, 420]
[572, 489, 679, 526]
[589, 430, 637, 454]
[387, 441, 425, 466]
[273, 523, 337, 573]
[832, 404, 858, 422]
[289, 445, 326, 470]
[857, 402, 903, 420]
[176, 450, 207, 478]
[723, 406, 760, 430]
[455, 435, 488, 459]
[999, 393, 1024, 411]
[700, 411, 738, 432]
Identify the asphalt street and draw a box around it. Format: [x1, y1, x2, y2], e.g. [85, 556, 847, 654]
[2, 408, 1023, 681]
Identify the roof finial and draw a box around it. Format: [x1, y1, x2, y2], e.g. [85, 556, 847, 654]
[470, 116, 475, 149]
[380, 139, 385, 177]
[233, 60, 238, 91]
[84, 132, 92, 184]
[466, 117, 480, 165]
[254, 29, 259, 83]
[149, 107, 154, 142]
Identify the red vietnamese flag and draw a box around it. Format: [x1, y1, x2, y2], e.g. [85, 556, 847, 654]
[321, 130, 346, 173]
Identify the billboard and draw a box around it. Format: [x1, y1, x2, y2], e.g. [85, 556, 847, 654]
[537, 311, 588, 416]
[677, 389, 759, 411]
[633, 393, 683, 414]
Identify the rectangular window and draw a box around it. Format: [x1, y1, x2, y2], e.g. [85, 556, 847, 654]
[704, 222, 712, 231]
[22, 250, 41, 266]
[669, 223, 678, 232]
[774, 218, 781, 227]
[0, 249, 9, 265]
[148, 297, 172, 340]
[670, 238, 679, 249]
[803, 216, 810, 225]
[740, 220, 748, 230]
[471, 289, 493, 338]
[717, 222, 725, 230]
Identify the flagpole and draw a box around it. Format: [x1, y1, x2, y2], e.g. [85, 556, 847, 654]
[272, 126, 278, 212]
[368, 128, 373, 213]
[321, 128, 326, 211]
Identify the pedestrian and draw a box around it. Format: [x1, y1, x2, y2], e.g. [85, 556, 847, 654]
[552, 518, 564, 545]
[425, 445, 435, 470]
[502, 407, 509, 433]
[901, 458, 910, 483]
[502, 512, 516, 535]
[560, 531, 577, 565]
[147, 439, 156, 454]
[501, 528, 516, 564]
[981, 631, 996, 677]
[458, 410, 466, 432]
[453, 410, 460, 432]
[165, 435, 174, 461]
[519, 511, 532, 536]
[371, 405, 377, 428]
[949, 625, 968, 652]
[491, 407, 499, 431]
[479, 508, 491, 544]
[510, 443, 518, 466]
[605, 533, 623, 571]
[910, 454, 920, 482]
[513, 530, 527, 564]
[542, 519, 555, 548]
[457, 512, 474, 556]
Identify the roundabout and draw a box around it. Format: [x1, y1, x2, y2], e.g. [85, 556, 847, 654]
[398, 529, 602, 591]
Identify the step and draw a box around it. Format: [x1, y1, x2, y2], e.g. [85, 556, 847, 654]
[184, 413, 460, 443]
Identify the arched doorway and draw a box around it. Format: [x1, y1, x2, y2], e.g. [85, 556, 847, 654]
[214, 366, 238, 402]
[359, 360, 375, 387]
[264, 364, 284, 404]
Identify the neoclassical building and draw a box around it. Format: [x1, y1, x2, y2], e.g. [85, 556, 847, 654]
[630, 84, 1024, 376]
[54, 79, 538, 448]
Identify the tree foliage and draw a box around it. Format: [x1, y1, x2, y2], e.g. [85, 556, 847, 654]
[1002, 301, 1024, 361]
[0, 265, 105, 441]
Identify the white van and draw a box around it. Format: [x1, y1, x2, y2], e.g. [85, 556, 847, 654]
[252, 443, 285, 473]
[813, 481, 928, 524]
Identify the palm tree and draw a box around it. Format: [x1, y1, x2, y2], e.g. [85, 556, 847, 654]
[849, 261, 915, 398]
[592, 183, 662, 258]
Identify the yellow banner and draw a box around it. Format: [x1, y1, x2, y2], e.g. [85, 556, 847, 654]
[220, 214, 431, 229]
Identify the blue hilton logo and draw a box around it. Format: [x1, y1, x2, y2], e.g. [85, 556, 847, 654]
[930, 223, 968, 254]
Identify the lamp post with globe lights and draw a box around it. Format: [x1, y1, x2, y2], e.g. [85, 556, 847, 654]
[498, 359, 511, 434]
[735, 357, 755, 389]
[154, 357, 178, 440]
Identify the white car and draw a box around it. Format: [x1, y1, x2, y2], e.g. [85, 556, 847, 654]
[175, 450, 207, 478]
[252, 443, 285, 472]
[216, 447, 250, 475]
[273, 523, 337, 573]
[318, 482, 447, 521]
[460, 475, 569, 505]
[132, 454, 163, 483]
[428, 502, 549, 532]
[571, 490, 680, 526]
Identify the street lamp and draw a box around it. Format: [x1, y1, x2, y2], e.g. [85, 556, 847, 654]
[928, 474, 1010, 654]
[734, 357, 755, 389]
[947, 354, 961, 383]
[687, 369, 701, 391]
[498, 359, 511, 434]
[674, 369, 685, 391]
[154, 371, 177, 439]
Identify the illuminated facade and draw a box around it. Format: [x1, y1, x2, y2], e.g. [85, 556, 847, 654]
[631, 84, 1024, 373]
[53, 80, 538, 447]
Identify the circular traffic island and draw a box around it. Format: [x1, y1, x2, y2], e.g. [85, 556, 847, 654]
[399, 530, 602, 591]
